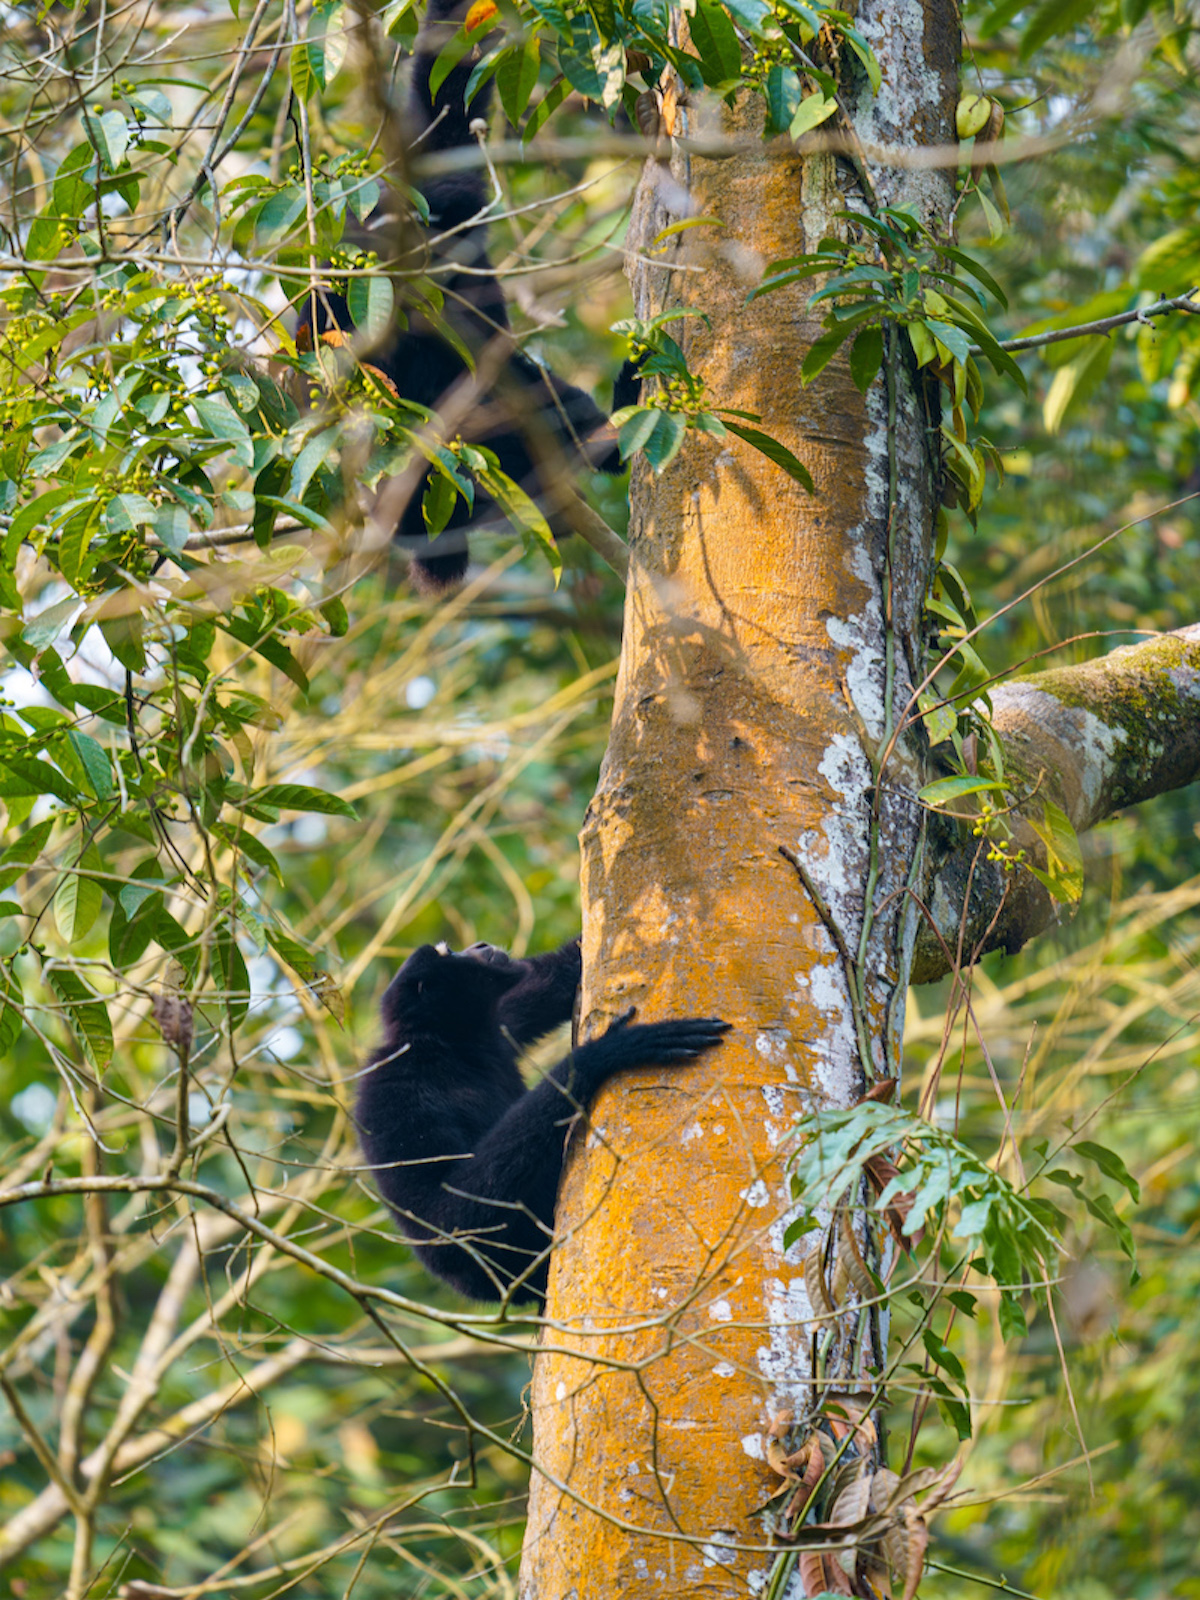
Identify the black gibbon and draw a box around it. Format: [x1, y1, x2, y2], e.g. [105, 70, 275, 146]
[300, 0, 638, 591]
[356, 938, 730, 1303]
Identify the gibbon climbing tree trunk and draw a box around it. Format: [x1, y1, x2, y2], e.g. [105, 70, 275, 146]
[520, 2, 959, 1594]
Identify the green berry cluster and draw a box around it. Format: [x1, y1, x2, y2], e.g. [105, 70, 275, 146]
[334, 155, 374, 178]
[745, 42, 790, 84]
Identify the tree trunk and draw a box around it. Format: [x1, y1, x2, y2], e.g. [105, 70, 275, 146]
[520, 4, 959, 1593]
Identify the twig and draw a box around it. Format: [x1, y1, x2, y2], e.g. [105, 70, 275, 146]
[990, 290, 1199, 355]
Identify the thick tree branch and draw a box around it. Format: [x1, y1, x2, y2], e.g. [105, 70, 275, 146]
[913, 625, 1200, 981]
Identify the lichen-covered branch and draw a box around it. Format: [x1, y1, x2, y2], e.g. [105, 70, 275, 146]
[913, 624, 1200, 981]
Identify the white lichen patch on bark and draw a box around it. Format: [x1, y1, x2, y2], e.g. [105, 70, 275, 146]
[792, 732, 873, 942]
[828, 513, 890, 741]
[855, 0, 948, 216]
[759, 1272, 817, 1405]
[806, 958, 861, 1103]
[756, 1028, 799, 1080]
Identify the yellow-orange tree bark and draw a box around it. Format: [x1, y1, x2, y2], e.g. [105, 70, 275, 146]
[520, 3, 958, 1595]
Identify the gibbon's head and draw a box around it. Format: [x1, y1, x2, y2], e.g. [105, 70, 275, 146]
[420, 172, 491, 234]
[380, 941, 524, 1033]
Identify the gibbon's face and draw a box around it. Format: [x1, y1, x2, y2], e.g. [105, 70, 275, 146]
[380, 942, 523, 1032]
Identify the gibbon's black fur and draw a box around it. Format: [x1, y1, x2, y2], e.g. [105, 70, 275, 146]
[356, 938, 730, 1303]
[301, 0, 638, 591]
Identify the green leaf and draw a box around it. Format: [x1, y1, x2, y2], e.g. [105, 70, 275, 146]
[43, 965, 113, 1069]
[1042, 335, 1112, 434]
[231, 783, 357, 819]
[26, 210, 68, 263]
[617, 405, 666, 461]
[104, 492, 157, 535]
[997, 1290, 1027, 1340]
[475, 457, 560, 574]
[640, 410, 688, 473]
[154, 503, 191, 554]
[1019, 0, 1095, 58]
[212, 924, 251, 1026]
[0, 818, 55, 881]
[428, 20, 477, 101]
[151, 909, 201, 983]
[347, 274, 395, 343]
[938, 291, 1027, 388]
[497, 30, 542, 125]
[1081, 1190, 1136, 1264]
[54, 844, 105, 944]
[0, 961, 23, 1055]
[925, 317, 972, 365]
[1072, 1140, 1140, 1202]
[319, 595, 349, 636]
[840, 26, 881, 92]
[917, 774, 1006, 807]
[8, 487, 82, 553]
[917, 691, 957, 747]
[100, 612, 147, 674]
[289, 425, 341, 505]
[57, 506, 103, 590]
[1026, 798, 1083, 904]
[291, 38, 319, 100]
[849, 327, 883, 394]
[559, 14, 625, 106]
[264, 924, 322, 984]
[801, 324, 853, 384]
[723, 422, 815, 490]
[789, 91, 838, 140]
[65, 731, 113, 800]
[22, 596, 83, 652]
[978, 0, 1025, 37]
[922, 1328, 967, 1382]
[977, 185, 1005, 242]
[423, 468, 460, 535]
[192, 395, 254, 468]
[215, 821, 285, 885]
[219, 617, 309, 693]
[84, 109, 131, 170]
[522, 76, 568, 142]
[109, 892, 161, 969]
[690, 0, 742, 87]
[0, 755, 79, 804]
[941, 245, 1008, 309]
[763, 63, 801, 136]
[722, 0, 772, 29]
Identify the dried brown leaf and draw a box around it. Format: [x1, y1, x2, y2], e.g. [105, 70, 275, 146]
[899, 1508, 929, 1600]
[868, 1467, 902, 1514]
[805, 1247, 836, 1318]
[916, 1454, 963, 1513]
[799, 1549, 830, 1596]
[830, 1467, 873, 1528]
[838, 1208, 877, 1299]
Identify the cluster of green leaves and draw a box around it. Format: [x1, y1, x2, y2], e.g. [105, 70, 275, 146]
[392, 0, 878, 144]
[609, 310, 815, 485]
[750, 203, 1023, 518]
[787, 1100, 1138, 1437]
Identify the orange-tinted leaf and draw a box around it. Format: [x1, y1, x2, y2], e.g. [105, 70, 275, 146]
[464, 0, 498, 31]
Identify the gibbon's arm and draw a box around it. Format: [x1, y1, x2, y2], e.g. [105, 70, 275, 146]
[413, 1012, 732, 1301]
[495, 937, 582, 1047]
